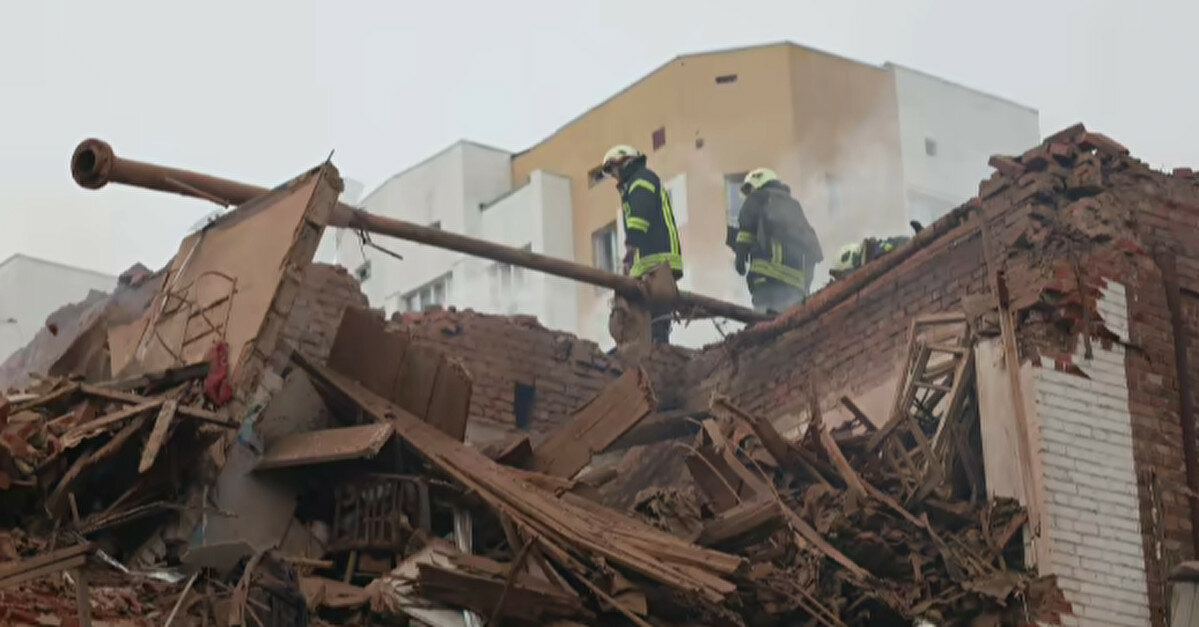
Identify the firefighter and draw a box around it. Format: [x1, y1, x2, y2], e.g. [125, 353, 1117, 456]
[730, 168, 822, 314]
[829, 233, 913, 280]
[600, 144, 684, 344]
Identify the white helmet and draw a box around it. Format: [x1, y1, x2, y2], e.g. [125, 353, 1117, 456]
[741, 167, 779, 194]
[831, 242, 863, 274]
[600, 144, 642, 175]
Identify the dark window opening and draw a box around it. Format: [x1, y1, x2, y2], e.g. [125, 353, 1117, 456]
[652, 127, 666, 151]
[514, 382, 536, 430]
[925, 138, 937, 157]
[715, 74, 738, 84]
[695, 137, 704, 149]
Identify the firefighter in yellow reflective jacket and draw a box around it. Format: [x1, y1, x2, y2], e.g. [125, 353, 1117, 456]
[731, 168, 822, 313]
[600, 144, 684, 344]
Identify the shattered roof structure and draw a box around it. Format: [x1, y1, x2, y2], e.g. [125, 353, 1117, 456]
[1, 125, 1196, 626]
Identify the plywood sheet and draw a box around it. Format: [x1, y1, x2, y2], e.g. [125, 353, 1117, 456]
[112, 168, 336, 379]
[532, 369, 656, 478]
[327, 307, 409, 402]
[424, 357, 472, 442]
[256, 422, 395, 470]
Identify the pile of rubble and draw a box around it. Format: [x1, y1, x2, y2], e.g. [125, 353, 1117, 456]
[9, 123, 1197, 624]
[0, 307, 1062, 626]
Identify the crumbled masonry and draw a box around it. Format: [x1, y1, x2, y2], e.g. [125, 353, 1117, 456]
[2, 125, 1197, 625]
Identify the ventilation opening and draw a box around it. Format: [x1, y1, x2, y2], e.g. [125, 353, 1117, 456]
[514, 382, 536, 430]
[715, 74, 738, 84]
[652, 127, 666, 151]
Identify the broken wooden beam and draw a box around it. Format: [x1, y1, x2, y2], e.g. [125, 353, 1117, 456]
[138, 399, 178, 473]
[696, 498, 782, 547]
[0, 542, 96, 589]
[78, 384, 235, 427]
[532, 368, 656, 478]
[255, 423, 395, 471]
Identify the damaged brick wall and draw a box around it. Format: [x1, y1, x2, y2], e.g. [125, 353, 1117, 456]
[278, 263, 370, 364]
[390, 309, 691, 441]
[682, 125, 1199, 625]
[684, 220, 991, 429]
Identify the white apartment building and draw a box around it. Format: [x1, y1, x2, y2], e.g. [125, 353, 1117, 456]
[335, 142, 577, 332]
[0, 254, 117, 361]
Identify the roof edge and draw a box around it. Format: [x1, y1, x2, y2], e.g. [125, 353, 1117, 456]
[0, 253, 118, 282]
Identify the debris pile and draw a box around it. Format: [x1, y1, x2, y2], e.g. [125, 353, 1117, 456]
[11, 124, 1199, 624]
[0, 309, 1063, 625]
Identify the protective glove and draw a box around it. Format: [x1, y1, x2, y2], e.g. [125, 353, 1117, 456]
[622, 246, 636, 276]
[734, 251, 748, 276]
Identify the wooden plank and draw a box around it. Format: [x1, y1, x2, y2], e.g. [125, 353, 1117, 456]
[685, 451, 742, 513]
[424, 357, 472, 442]
[395, 344, 442, 420]
[47, 416, 151, 517]
[138, 399, 178, 473]
[0, 543, 94, 587]
[294, 353, 740, 604]
[96, 362, 210, 392]
[532, 369, 656, 478]
[685, 453, 741, 512]
[696, 499, 781, 547]
[73, 568, 93, 627]
[0, 555, 87, 589]
[11, 383, 80, 414]
[255, 423, 395, 470]
[484, 435, 533, 468]
[60, 399, 161, 449]
[712, 397, 834, 485]
[327, 307, 409, 405]
[995, 271, 1042, 539]
[78, 385, 234, 427]
[779, 505, 872, 582]
[818, 426, 866, 500]
[839, 396, 878, 432]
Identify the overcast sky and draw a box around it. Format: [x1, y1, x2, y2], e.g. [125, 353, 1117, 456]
[1, 0, 1195, 276]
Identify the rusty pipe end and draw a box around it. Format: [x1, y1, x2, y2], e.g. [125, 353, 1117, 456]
[71, 138, 115, 190]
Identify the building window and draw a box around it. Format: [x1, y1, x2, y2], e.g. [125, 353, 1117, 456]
[723, 173, 748, 225]
[715, 74, 738, 84]
[514, 382, 536, 430]
[592, 222, 619, 276]
[925, 138, 937, 157]
[402, 273, 451, 312]
[652, 127, 666, 151]
[353, 260, 372, 282]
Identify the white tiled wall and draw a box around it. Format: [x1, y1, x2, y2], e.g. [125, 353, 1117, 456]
[1032, 283, 1150, 626]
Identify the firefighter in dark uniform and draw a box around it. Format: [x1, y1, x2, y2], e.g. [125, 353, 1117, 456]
[829, 235, 911, 280]
[600, 144, 684, 344]
[730, 168, 822, 314]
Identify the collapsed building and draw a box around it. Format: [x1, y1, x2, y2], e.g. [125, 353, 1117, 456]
[0, 124, 1196, 626]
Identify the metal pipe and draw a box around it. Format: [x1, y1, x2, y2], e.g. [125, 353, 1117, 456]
[1156, 250, 1199, 557]
[70, 138, 770, 324]
[71, 139, 265, 207]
